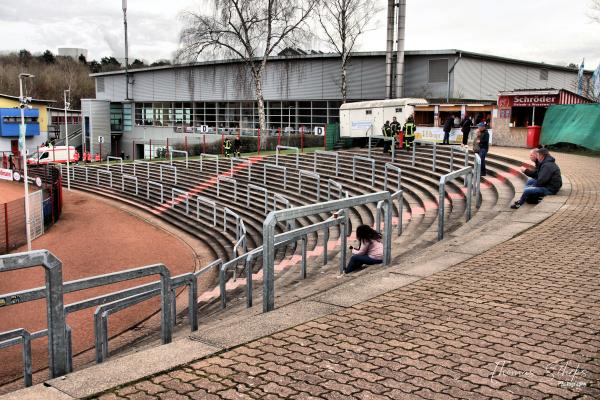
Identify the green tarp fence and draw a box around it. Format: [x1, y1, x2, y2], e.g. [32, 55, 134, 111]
[541, 104, 600, 151]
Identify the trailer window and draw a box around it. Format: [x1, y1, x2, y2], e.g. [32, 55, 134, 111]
[39, 152, 49, 160]
[365, 110, 372, 115]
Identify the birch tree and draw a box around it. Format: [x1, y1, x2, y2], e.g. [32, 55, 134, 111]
[178, 0, 318, 134]
[317, 0, 379, 103]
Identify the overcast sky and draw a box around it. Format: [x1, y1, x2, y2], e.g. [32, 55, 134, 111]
[0, 0, 598, 68]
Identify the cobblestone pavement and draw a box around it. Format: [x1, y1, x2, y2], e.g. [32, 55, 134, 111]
[98, 150, 600, 400]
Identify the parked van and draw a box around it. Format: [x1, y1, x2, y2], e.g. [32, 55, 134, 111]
[27, 146, 77, 165]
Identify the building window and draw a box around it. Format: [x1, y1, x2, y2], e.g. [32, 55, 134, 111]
[366, 110, 372, 115]
[428, 59, 448, 83]
[395, 107, 402, 113]
[539, 69, 548, 81]
[97, 77, 105, 93]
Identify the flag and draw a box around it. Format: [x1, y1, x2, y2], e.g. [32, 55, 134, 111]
[592, 63, 600, 102]
[577, 58, 584, 96]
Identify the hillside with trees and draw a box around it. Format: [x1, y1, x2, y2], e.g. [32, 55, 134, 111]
[0, 49, 173, 109]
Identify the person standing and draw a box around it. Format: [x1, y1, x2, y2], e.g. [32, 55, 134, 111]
[381, 121, 392, 154]
[442, 115, 454, 145]
[344, 225, 384, 274]
[476, 122, 489, 176]
[224, 138, 232, 157]
[233, 137, 241, 157]
[460, 114, 472, 148]
[403, 115, 416, 150]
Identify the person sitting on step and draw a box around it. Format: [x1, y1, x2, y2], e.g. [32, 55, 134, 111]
[343, 225, 383, 275]
[511, 148, 562, 209]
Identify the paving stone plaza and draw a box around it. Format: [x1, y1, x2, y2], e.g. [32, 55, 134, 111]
[87, 148, 598, 400]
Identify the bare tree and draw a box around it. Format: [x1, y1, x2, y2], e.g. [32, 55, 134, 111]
[317, 0, 379, 103]
[178, 0, 318, 133]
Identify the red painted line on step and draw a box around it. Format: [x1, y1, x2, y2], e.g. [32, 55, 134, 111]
[151, 156, 264, 214]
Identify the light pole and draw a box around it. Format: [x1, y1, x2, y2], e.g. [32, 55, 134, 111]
[18, 73, 34, 251]
[123, 0, 130, 100]
[64, 89, 71, 190]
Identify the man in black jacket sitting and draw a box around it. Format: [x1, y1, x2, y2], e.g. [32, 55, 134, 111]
[511, 148, 562, 209]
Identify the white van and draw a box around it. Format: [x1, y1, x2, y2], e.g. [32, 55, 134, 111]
[27, 146, 78, 165]
[340, 98, 428, 139]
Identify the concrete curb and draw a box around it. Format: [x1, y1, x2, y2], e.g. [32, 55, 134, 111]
[0, 174, 571, 400]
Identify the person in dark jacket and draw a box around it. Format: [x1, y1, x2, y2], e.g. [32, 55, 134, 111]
[522, 148, 540, 184]
[476, 122, 489, 176]
[460, 115, 472, 148]
[442, 115, 454, 144]
[511, 148, 562, 209]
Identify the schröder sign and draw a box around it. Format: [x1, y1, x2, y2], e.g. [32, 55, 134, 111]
[512, 95, 558, 107]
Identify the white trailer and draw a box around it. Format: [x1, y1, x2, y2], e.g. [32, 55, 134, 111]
[340, 98, 428, 138]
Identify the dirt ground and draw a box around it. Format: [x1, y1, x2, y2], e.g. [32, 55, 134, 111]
[0, 180, 25, 203]
[0, 190, 201, 387]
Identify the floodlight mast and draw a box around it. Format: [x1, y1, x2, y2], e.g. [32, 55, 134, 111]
[18, 73, 34, 251]
[123, 0, 130, 101]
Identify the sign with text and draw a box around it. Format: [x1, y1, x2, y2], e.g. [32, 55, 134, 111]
[98, 136, 105, 144]
[314, 126, 325, 135]
[0, 168, 13, 181]
[499, 95, 558, 108]
[415, 127, 493, 145]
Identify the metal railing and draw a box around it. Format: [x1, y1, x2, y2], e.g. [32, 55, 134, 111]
[412, 140, 437, 171]
[196, 195, 217, 226]
[200, 153, 219, 173]
[275, 145, 299, 169]
[171, 188, 190, 214]
[217, 175, 237, 201]
[327, 178, 344, 200]
[169, 149, 189, 168]
[438, 166, 474, 241]
[97, 169, 113, 187]
[263, 163, 287, 190]
[133, 160, 151, 179]
[384, 163, 402, 192]
[313, 150, 339, 176]
[220, 210, 348, 309]
[121, 174, 138, 195]
[298, 170, 321, 201]
[376, 190, 404, 236]
[262, 191, 393, 312]
[147, 180, 164, 203]
[247, 183, 269, 214]
[159, 164, 177, 184]
[230, 157, 252, 180]
[352, 155, 376, 187]
[367, 135, 396, 162]
[0, 329, 33, 386]
[106, 156, 123, 173]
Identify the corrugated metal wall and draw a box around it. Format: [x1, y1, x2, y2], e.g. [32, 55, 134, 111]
[403, 55, 449, 99]
[82, 100, 111, 156]
[454, 56, 580, 100]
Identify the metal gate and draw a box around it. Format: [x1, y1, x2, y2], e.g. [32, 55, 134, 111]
[28, 190, 44, 240]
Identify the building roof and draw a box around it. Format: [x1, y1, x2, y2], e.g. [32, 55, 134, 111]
[0, 93, 56, 104]
[90, 49, 593, 78]
[47, 106, 82, 113]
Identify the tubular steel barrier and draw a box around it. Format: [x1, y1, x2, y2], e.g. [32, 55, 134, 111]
[106, 156, 123, 173]
[438, 166, 474, 241]
[230, 157, 252, 180]
[384, 163, 402, 192]
[0, 329, 32, 386]
[412, 140, 437, 171]
[327, 178, 344, 200]
[263, 163, 287, 190]
[223, 207, 241, 237]
[0, 251, 68, 378]
[171, 188, 190, 214]
[220, 211, 348, 309]
[262, 192, 393, 312]
[352, 155, 376, 187]
[196, 196, 217, 226]
[147, 180, 164, 203]
[449, 145, 469, 172]
[233, 219, 247, 259]
[133, 160, 150, 179]
[247, 184, 269, 214]
[217, 176, 237, 201]
[97, 169, 113, 188]
[159, 164, 177, 184]
[169, 149, 189, 168]
[376, 190, 404, 236]
[313, 150, 339, 177]
[276, 146, 299, 169]
[200, 153, 219, 173]
[474, 153, 482, 209]
[122, 174, 139, 195]
[298, 170, 321, 201]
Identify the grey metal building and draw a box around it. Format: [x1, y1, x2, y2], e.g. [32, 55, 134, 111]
[87, 49, 591, 158]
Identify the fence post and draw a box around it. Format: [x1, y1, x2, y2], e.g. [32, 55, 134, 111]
[202, 134, 206, 154]
[99, 143, 102, 161]
[257, 128, 261, 155]
[277, 127, 281, 147]
[150, 139, 153, 161]
[323, 125, 327, 150]
[132, 140, 135, 161]
[185, 136, 188, 153]
[4, 204, 8, 253]
[166, 138, 169, 158]
[301, 126, 304, 153]
[221, 133, 224, 156]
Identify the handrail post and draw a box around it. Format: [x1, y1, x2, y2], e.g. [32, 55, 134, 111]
[432, 143, 437, 172]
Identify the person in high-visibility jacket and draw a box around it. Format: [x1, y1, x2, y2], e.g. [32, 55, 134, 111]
[94, 153, 100, 162]
[84, 151, 91, 163]
[403, 115, 416, 150]
[73, 150, 80, 164]
[224, 138, 232, 157]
